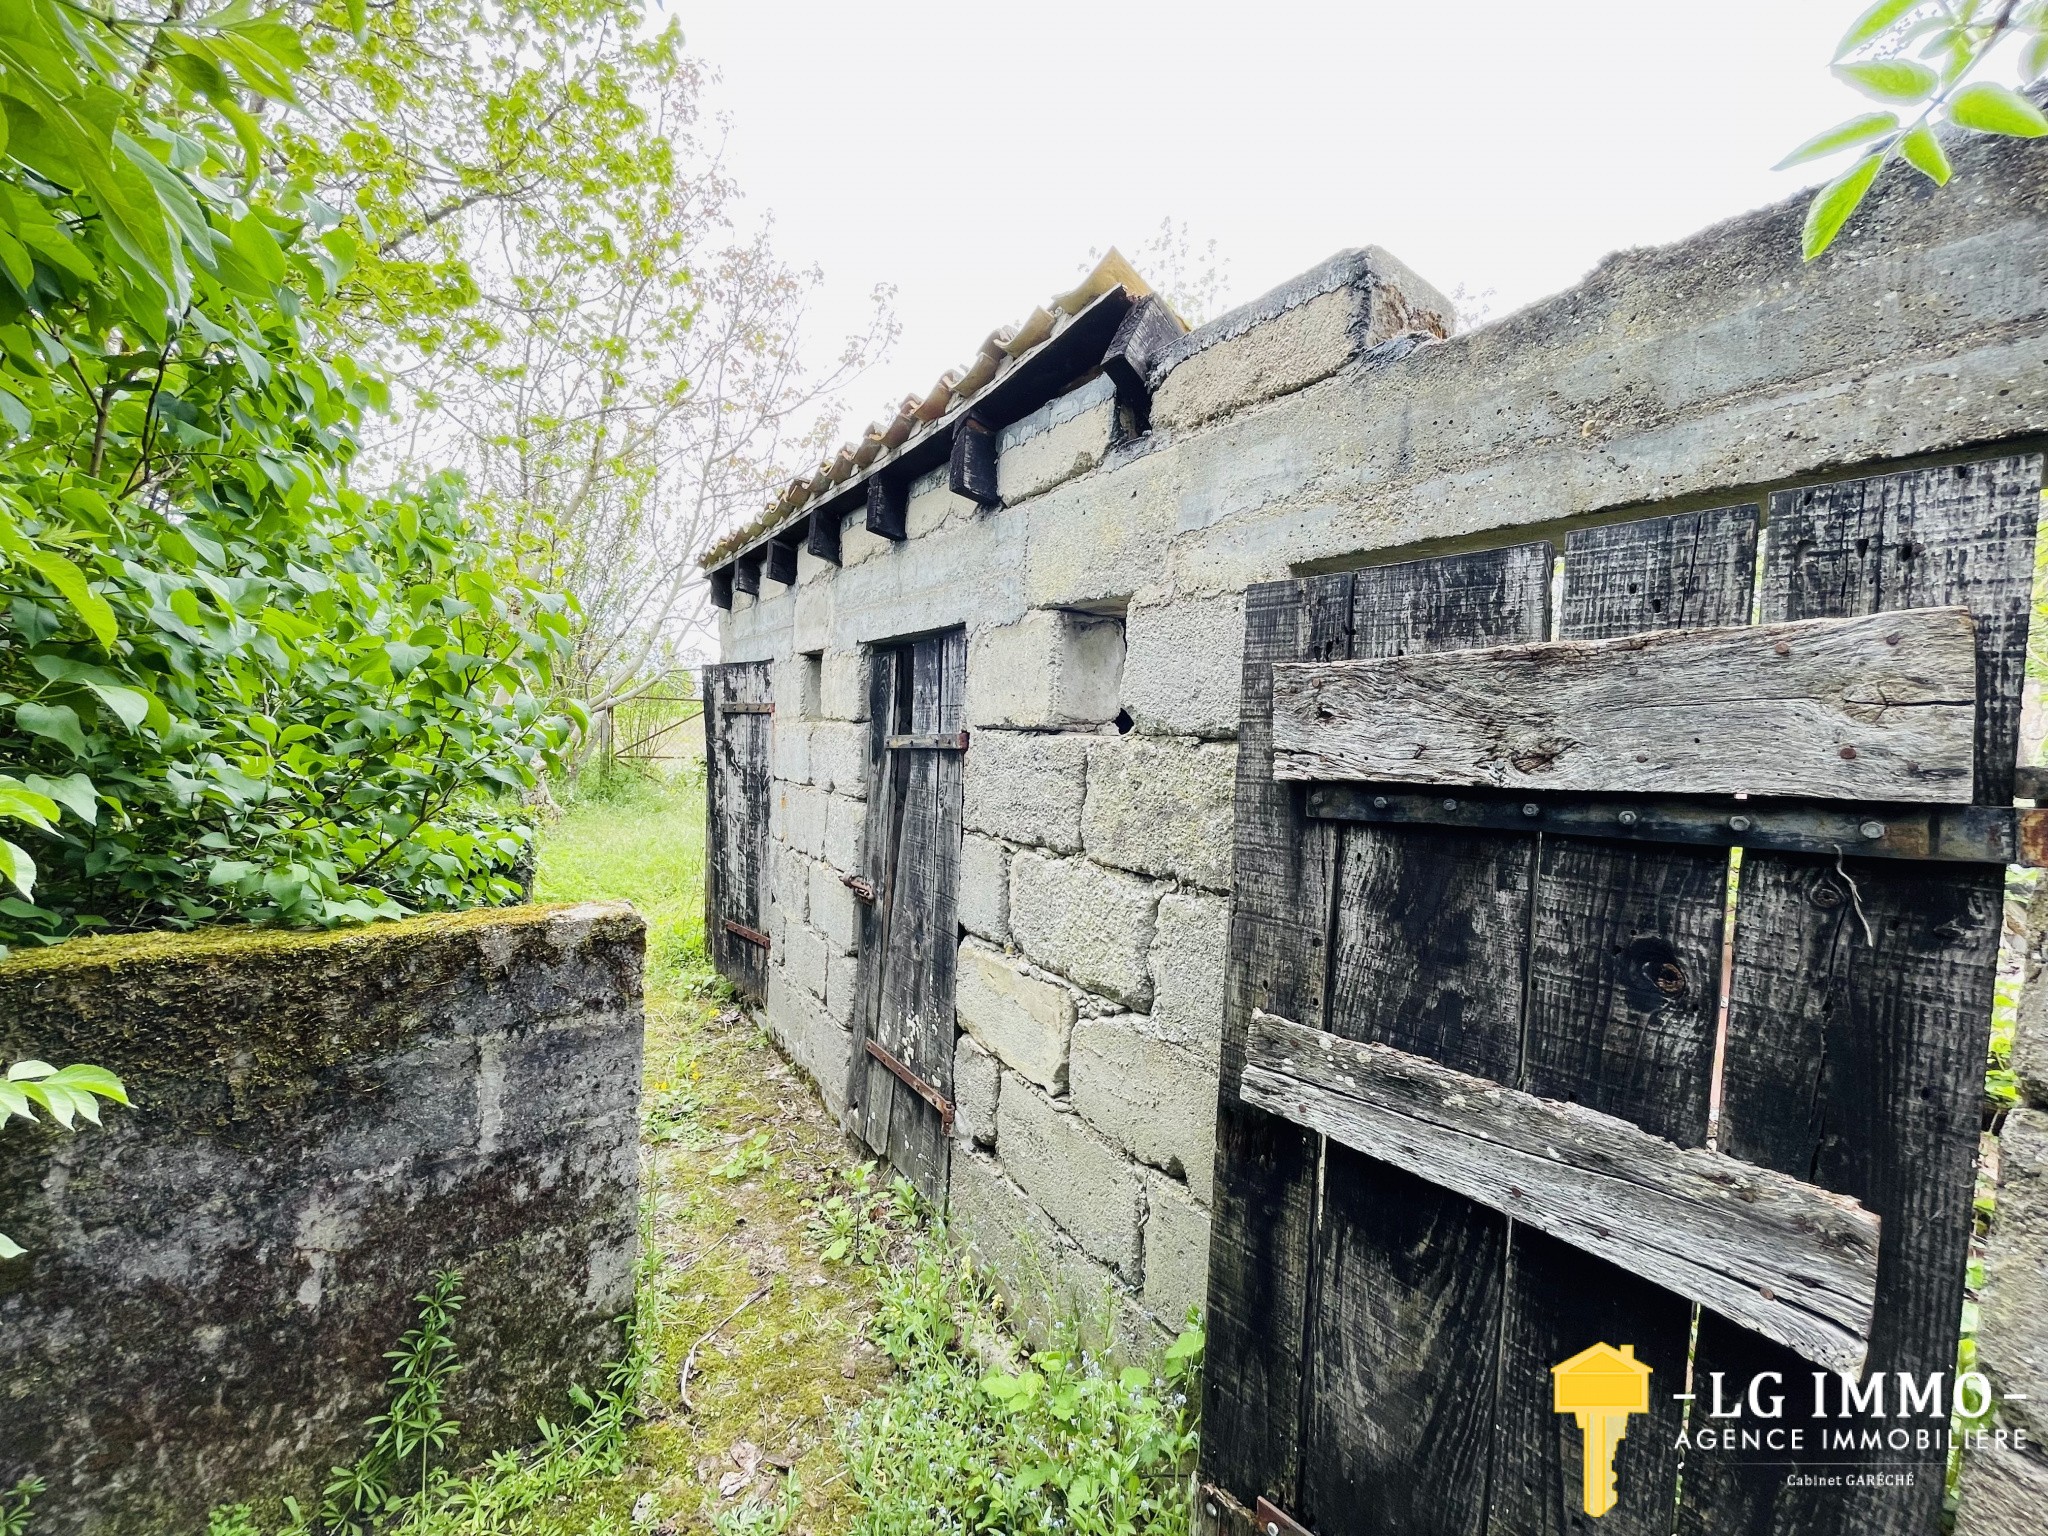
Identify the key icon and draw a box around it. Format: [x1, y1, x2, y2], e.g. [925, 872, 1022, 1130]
[1551, 1343, 1652, 1518]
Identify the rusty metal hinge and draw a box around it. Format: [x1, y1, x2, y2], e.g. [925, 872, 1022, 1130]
[1253, 1498, 1315, 1536]
[841, 872, 877, 903]
[722, 918, 771, 949]
[1196, 1486, 1315, 1536]
[720, 701, 773, 715]
[864, 1038, 954, 1133]
[885, 731, 970, 752]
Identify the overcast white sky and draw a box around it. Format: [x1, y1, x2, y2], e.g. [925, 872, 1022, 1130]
[667, 2, 1913, 426]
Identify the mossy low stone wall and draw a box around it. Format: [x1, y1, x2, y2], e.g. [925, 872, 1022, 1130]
[0, 901, 645, 1536]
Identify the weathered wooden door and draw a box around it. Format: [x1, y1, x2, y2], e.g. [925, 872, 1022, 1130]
[702, 660, 773, 998]
[1201, 455, 2044, 1536]
[846, 629, 967, 1205]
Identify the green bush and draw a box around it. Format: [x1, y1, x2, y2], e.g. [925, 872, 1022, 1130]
[841, 1227, 1204, 1536]
[0, 1, 577, 951]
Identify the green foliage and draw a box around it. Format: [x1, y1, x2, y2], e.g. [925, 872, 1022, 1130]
[320, 1271, 466, 1532]
[1785, 0, 2048, 258]
[212, 1255, 652, 1536]
[0, 1477, 42, 1536]
[711, 1128, 776, 1182]
[841, 1226, 1205, 1536]
[0, 0, 577, 950]
[803, 1161, 921, 1267]
[0, 1057, 126, 1257]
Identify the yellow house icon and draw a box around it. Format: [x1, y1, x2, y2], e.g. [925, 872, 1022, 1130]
[1552, 1343, 1652, 1518]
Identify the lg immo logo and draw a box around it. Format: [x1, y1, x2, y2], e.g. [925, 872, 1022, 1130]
[1554, 1341, 2020, 1517]
[1552, 1343, 1651, 1518]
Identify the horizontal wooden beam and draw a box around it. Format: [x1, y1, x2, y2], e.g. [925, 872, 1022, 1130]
[886, 732, 969, 752]
[1272, 607, 1978, 803]
[1307, 786, 2048, 866]
[1240, 1010, 1881, 1374]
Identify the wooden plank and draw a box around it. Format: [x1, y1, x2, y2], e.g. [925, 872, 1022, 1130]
[732, 551, 762, 596]
[854, 629, 964, 1206]
[1559, 503, 1760, 639]
[1488, 505, 1755, 1536]
[701, 661, 772, 1000]
[764, 537, 798, 585]
[1199, 573, 1352, 1514]
[1762, 455, 2041, 804]
[948, 414, 999, 506]
[1296, 542, 1553, 1536]
[886, 732, 969, 751]
[865, 476, 907, 541]
[1308, 785, 2038, 866]
[845, 647, 900, 1131]
[708, 566, 734, 610]
[1680, 457, 2041, 1536]
[1273, 607, 1979, 802]
[804, 509, 841, 565]
[1243, 1011, 1881, 1374]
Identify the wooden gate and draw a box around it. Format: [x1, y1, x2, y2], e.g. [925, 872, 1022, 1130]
[702, 660, 773, 998]
[1200, 454, 2045, 1536]
[845, 629, 968, 1205]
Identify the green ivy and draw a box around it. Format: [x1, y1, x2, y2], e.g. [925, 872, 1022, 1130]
[0, 1, 579, 948]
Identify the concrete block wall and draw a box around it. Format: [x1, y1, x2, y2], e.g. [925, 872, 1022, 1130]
[0, 904, 645, 1536]
[724, 120, 2048, 1360]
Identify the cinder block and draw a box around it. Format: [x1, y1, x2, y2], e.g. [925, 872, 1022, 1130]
[770, 844, 809, 926]
[825, 794, 866, 872]
[1142, 1173, 1212, 1328]
[1083, 736, 1237, 892]
[1009, 852, 1159, 1009]
[1149, 892, 1228, 1057]
[771, 718, 811, 785]
[825, 951, 860, 1026]
[948, 1149, 1161, 1360]
[1977, 1106, 2048, 1445]
[1956, 1432, 2048, 1534]
[1070, 1015, 1218, 1203]
[955, 939, 1076, 1091]
[996, 1079, 1144, 1278]
[1121, 594, 1245, 740]
[811, 721, 869, 799]
[1148, 248, 1451, 433]
[779, 784, 827, 859]
[766, 966, 852, 1119]
[959, 833, 1010, 944]
[809, 862, 859, 954]
[996, 385, 1116, 504]
[781, 921, 829, 1001]
[840, 522, 890, 567]
[965, 610, 1125, 730]
[820, 650, 870, 720]
[953, 1031, 1001, 1148]
[907, 474, 978, 538]
[962, 730, 1088, 854]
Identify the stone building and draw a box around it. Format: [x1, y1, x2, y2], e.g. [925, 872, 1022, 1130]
[699, 115, 2048, 1462]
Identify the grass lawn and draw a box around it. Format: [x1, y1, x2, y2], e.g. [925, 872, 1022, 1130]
[532, 767, 899, 1535]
